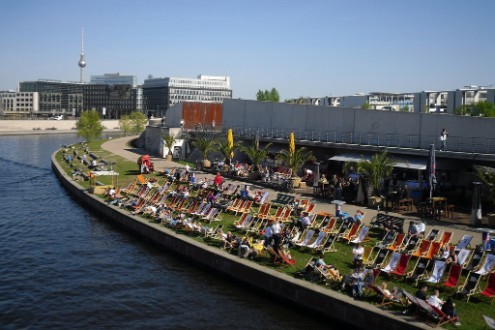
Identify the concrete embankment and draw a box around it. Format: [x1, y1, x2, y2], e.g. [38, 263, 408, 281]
[51, 152, 430, 330]
[0, 120, 121, 136]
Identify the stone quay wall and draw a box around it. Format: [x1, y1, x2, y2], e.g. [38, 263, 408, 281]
[51, 152, 429, 330]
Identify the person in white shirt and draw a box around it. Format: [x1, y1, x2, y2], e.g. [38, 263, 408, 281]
[427, 289, 444, 308]
[352, 243, 364, 268]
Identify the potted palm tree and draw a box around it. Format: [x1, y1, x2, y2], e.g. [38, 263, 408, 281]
[217, 138, 240, 167]
[240, 141, 272, 180]
[162, 133, 176, 161]
[276, 147, 316, 187]
[357, 151, 395, 206]
[191, 134, 218, 168]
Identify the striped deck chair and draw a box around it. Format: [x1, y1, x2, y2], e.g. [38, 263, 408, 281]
[277, 207, 293, 223]
[121, 179, 137, 195]
[254, 203, 271, 220]
[443, 263, 463, 289]
[381, 252, 401, 273]
[475, 253, 495, 275]
[193, 203, 211, 217]
[226, 198, 242, 213]
[425, 260, 447, 284]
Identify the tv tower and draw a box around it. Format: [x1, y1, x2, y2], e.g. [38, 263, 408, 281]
[78, 28, 86, 83]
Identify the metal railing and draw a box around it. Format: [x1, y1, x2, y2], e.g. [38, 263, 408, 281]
[227, 127, 495, 155]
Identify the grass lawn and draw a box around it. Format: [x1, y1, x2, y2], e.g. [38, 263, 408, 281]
[55, 138, 494, 330]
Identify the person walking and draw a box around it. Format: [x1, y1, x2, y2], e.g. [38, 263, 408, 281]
[440, 128, 448, 151]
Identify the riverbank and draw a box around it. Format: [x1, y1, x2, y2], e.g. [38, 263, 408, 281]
[0, 120, 121, 136]
[51, 146, 434, 329]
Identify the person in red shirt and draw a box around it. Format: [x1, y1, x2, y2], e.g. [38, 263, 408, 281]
[214, 172, 223, 188]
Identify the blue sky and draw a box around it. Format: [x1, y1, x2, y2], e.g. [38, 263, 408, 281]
[1, 0, 494, 100]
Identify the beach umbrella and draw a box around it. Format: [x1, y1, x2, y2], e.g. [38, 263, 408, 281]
[289, 132, 295, 156]
[427, 143, 437, 199]
[227, 128, 234, 159]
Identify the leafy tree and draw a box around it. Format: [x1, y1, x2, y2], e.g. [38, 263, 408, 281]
[191, 134, 218, 161]
[362, 101, 371, 109]
[357, 151, 395, 196]
[119, 111, 148, 135]
[455, 101, 495, 117]
[402, 105, 409, 112]
[256, 88, 280, 102]
[475, 166, 495, 212]
[162, 133, 177, 156]
[76, 110, 103, 142]
[240, 141, 272, 169]
[276, 147, 316, 177]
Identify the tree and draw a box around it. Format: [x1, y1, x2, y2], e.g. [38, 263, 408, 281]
[191, 134, 218, 161]
[76, 110, 104, 142]
[474, 166, 495, 212]
[162, 133, 177, 157]
[357, 151, 395, 197]
[455, 101, 495, 117]
[240, 141, 272, 170]
[256, 88, 280, 102]
[276, 147, 316, 177]
[119, 111, 148, 135]
[362, 101, 371, 109]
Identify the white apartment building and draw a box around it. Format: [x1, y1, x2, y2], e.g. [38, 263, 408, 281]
[90, 73, 138, 87]
[0, 91, 39, 117]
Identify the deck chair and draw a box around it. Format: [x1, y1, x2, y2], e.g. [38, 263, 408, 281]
[321, 233, 338, 253]
[428, 304, 460, 328]
[266, 207, 283, 222]
[277, 207, 293, 223]
[454, 234, 473, 251]
[370, 249, 390, 269]
[234, 213, 252, 229]
[410, 240, 432, 258]
[465, 248, 485, 272]
[475, 253, 495, 275]
[480, 272, 495, 304]
[424, 241, 442, 260]
[307, 231, 329, 250]
[375, 231, 397, 250]
[390, 253, 412, 277]
[388, 232, 406, 252]
[443, 263, 463, 289]
[404, 234, 421, 252]
[226, 198, 242, 213]
[320, 217, 336, 233]
[137, 174, 149, 185]
[381, 252, 401, 273]
[457, 271, 482, 302]
[407, 258, 431, 285]
[456, 248, 471, 267]
[425, 260, 447, 284]
[483, 315, 495, 330]
[425, 228, 441, 241]
[202, 208, 221, 223]
[369, 284, 405, 308]
[339, 223, 361, 243]
[204, 224, 224, 239]
[361, 245, 373, 266]
[350, 226, 369, 244]
[295, 229, 315, 247]
[254, 203, 271, 220]
[314, 264, 342, 283]
[437, 231, 453, 247]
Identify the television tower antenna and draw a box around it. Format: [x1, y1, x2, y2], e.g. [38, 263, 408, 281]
[78, 28, 86, 83]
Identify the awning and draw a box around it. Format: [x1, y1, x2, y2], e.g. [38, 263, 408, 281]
[329, 153, 427, 170]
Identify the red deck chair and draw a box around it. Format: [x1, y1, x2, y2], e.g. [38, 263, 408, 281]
[443, 264, 463, 289]
[390, 253, 412, 277]
[388, 232, 406, 252]
[480, 272, 495, 304]
[410, 240, 432, 258]
[438, 231, 453, 247]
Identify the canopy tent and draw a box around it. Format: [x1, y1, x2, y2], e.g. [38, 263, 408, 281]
[329, 153, 427, 170]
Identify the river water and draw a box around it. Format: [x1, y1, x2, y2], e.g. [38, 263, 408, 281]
[0, 134, 334, 329]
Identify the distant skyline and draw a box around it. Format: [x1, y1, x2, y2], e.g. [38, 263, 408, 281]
[1, 0, 494, 100]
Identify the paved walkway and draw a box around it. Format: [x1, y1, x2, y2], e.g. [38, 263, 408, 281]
[102, 136, 494, 247]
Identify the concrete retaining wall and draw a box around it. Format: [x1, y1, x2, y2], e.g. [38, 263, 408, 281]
[51, 153, 429, 330]
[0, 120, 121, 132]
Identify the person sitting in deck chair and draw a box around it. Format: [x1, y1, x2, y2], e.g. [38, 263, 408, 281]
[347, 210, 364, 224]
[315, 251, 341, 280]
